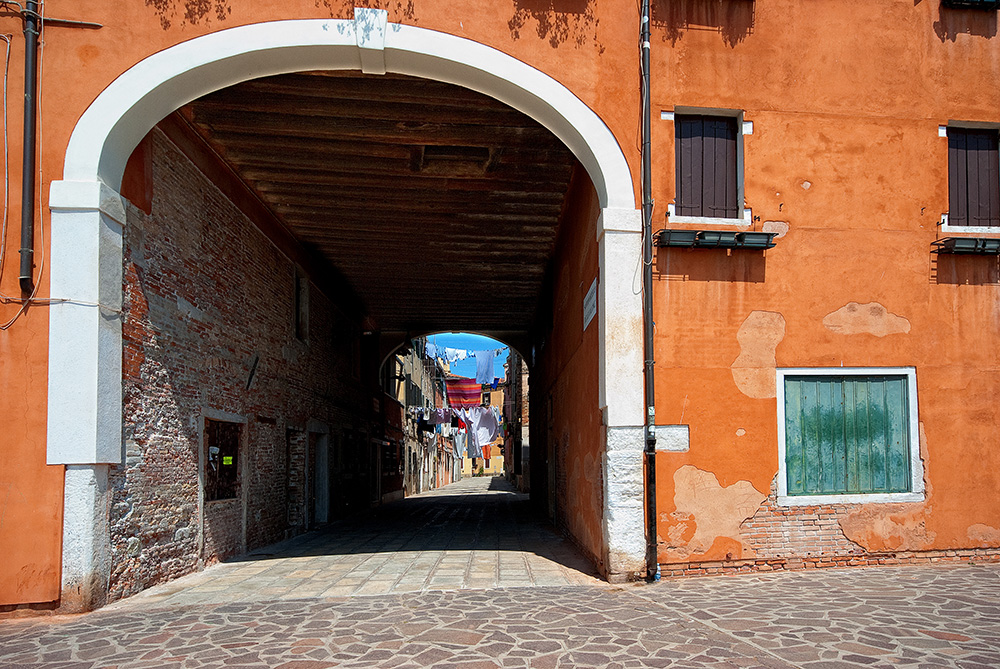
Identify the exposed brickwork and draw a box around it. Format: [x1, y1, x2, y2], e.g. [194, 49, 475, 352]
[659, 548, 1000, 579]
[284, 428, 307, 533]
[739, 475, 866, 559]
[110, 128, 374, 602]
[652, 474, 1000, 578]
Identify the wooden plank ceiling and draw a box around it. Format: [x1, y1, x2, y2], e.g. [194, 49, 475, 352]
[180, 71, 578, 337]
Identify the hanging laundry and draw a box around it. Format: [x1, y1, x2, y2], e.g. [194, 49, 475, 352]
[427, 408, 451, 425]
[445, 377, 481, 407]
[454, 431, 467, 458]
[425, 342, 437, 359]
[482, 443, 492, 460]
[454, 406, 499, 458]
[491, 377, 499, 390]
[474, 350, 496, 384]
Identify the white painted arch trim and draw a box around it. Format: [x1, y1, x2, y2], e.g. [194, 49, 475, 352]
[48, 11, 641, 451]
[61, 12, 633, 208]
[48, 11, 645, 579]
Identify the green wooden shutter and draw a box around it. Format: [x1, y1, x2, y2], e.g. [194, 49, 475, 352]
[784, 375, 910, 496]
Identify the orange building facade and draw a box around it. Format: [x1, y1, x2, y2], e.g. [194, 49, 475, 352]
[1, 0, 999, 610]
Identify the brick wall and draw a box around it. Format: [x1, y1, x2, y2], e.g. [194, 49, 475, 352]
[111, 128, 373, 602]
[740, 475, 866, 559]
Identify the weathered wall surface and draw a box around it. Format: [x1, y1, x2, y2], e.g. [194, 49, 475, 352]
[111, 128, 372, 601]
[531, 166, 604, 570]
[1, 0, 641, 605]
[651, 1, 1000, 568]
[4, 0, 1000, 604]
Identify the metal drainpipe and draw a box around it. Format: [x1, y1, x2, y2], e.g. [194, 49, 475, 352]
[640, 0, 660, 582]
[18, 0, 39, 294]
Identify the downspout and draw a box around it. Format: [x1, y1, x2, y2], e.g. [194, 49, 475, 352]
[18, 0, 39, 294]
[640, 0, 659, 582]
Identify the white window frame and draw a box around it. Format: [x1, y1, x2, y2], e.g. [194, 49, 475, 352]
[939, 120, 1000, 235]
[775, 367, 924, 507]
[662, 106, 753, 227]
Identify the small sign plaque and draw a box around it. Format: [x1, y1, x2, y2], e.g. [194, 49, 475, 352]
[583, 278, 598, 330]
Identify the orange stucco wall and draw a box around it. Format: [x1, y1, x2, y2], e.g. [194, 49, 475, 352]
[531, 165, 605, 569]
[3, 0, 1000, 604]
[0, 0, 642, 606]
[0, 12, 61, 605]
[650, 1, 1000, 564]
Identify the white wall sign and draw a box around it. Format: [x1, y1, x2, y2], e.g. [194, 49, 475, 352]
[583, 278, 598, 330]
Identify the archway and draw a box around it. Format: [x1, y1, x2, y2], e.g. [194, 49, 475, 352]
[48, 10, 646, 608]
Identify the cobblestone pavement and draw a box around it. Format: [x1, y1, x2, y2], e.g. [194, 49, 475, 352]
[105, 476, 599, 609]
[1, 477, 997, 668]
[1, 564, 998, 668]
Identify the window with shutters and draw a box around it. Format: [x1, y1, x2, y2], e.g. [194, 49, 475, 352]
[675, 114, 738, 218]
[776, 368, 924, 506]
[665, 109, 751, 225]
[945, 126, 1000, 231]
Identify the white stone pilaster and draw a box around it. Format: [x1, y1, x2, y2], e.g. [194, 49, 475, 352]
[47, 180, 125, 465]
[597, 207, 646, 577]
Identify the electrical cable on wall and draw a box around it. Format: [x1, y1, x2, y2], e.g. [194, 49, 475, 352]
[0, 0, 68, 329]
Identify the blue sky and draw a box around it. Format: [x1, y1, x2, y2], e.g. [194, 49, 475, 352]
[425, 332, 509, 380]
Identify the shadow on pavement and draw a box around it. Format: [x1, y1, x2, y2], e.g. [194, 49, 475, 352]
[226, 476, 599, 580]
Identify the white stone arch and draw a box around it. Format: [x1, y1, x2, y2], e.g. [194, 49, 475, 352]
[49, 10, 646, 607]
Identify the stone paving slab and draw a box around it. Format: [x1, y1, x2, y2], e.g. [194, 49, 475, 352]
[632, 563, 1000, 669]
[1, 564, 998, 668]
[103, 477, 599, 610]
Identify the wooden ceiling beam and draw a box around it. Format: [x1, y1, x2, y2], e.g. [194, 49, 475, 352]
[190, 110, 556, 146]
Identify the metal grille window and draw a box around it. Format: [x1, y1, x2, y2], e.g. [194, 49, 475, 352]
[948, 127, 1000, 227]
[674, 114, 739, 219]
[205, 419, 241, 501]
[777, 369, 923, 505]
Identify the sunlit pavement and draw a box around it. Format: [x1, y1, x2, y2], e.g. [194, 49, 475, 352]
[1, 478, 998, 668]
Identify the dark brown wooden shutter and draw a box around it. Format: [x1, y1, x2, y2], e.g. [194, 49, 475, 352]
[675, 115, 738, 218]
[949, 128, 1000, 227]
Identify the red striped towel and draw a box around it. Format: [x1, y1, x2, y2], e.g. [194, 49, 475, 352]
[446, 377, 481, 407]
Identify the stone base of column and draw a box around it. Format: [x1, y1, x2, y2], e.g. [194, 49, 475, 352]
[60, 465, 112, 612]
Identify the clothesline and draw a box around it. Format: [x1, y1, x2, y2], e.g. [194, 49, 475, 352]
[416, 406, 506, 459]
[424, 341, 507, 365]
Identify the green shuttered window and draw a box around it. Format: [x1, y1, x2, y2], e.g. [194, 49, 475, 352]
[783, 375, 911, 496]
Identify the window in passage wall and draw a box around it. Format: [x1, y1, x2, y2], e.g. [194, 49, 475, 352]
[947, 126, 999, 229]
[776, 368, 924, 506]
[205, 419, 241, 501]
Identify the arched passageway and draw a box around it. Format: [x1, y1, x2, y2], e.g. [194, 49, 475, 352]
[48, 13, 646, 609]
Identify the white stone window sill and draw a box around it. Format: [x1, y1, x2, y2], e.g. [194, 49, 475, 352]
[777, 491, 925, 506]
[939, 214, 1000, 235]
[667, 204, 753, 227]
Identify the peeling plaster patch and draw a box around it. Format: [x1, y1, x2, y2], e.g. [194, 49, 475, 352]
[801, 180, 811, 190]
[823, 302, 910, 337]
[967, 524, 1000, 546]
[731, 311, 785, 399]
[735, 428, 746, 437]
[839, 505, 935, 552]
[662, 465, 766, 560]
[762, 221, 789, 238]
